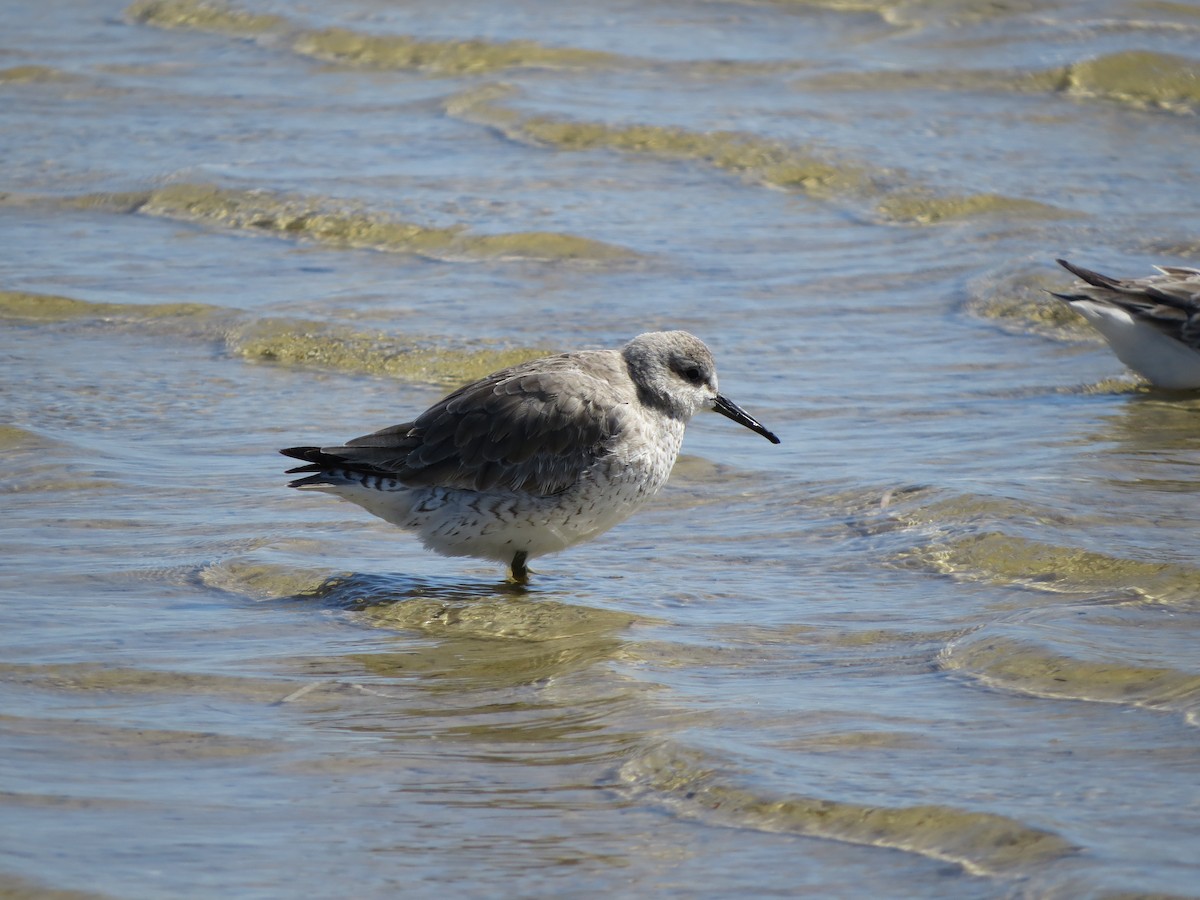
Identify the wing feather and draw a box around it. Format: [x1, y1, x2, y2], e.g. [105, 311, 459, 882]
[1055, 259, 1200, 350]
[289, 351, 629, 496]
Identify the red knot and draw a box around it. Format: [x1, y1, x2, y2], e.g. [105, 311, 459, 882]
[282, 330, 780, 582]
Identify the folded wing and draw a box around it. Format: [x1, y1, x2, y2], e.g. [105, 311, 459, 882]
[1055, 258, 1200, 350]
[283, 356, 626, 496]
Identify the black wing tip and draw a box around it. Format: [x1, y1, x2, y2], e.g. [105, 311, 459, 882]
[281, 447, 340, 487]
[279, 444, 397, 483]
[1056, 258, 1120, 289]
[280, 446, 339, 481]
[280, 445, 349, 470]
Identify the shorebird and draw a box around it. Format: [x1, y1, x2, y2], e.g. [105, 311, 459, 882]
[281, 331, 780, 582]
[1053, 258, 1200, 389]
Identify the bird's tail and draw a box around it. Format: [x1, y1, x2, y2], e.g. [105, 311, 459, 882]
[280, 446, 349, 489]
[280, 446, 420, 526]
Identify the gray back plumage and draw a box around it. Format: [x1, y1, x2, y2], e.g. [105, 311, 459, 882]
[317, 350, 634, 496]
[1055, 259, 1200, 350]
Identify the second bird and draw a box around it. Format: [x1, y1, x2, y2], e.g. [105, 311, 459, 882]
[1053, 258, 1200, 389]
[282, 331, 780, 582]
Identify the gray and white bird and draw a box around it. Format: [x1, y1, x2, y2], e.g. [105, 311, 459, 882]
[1053, 258, 1200, 389]
[281, 330, 780, 581]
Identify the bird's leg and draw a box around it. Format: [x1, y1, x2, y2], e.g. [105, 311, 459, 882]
[509, 551, 529, 584]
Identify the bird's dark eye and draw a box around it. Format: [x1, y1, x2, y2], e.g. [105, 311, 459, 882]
[684, 366, 703, 384]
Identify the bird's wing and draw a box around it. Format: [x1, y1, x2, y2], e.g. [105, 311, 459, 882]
[1055, 259, 1200, 351]
[285, 354, 629, 496]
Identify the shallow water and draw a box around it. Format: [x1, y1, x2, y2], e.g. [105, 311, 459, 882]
[3, 0, 1200, 897]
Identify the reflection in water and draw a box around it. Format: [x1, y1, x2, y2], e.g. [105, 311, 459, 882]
[328, 571, 643, 690]
[1094, 394, 1200, 483]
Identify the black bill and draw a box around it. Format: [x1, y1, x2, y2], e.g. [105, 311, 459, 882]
[712, 394, 781, 444]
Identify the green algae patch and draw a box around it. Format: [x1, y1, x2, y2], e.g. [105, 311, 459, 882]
[125, 0, 286, 35]
[0, 289, 216, 323]
[0, 661, 284, 702]
[228, 317, 550, 386]
[356, 597, 639, 689]
[58, 190, 156, 215]
[450, 87, 1072, 222]
[1069, 376, 1148, 395]
[447, 85, 873, 200]
[126, 0, 626, 75]
[1063, 51, 1200, 112]
[0, 290, 119, 321]
[972, 287, 1090, 335]
[877, 191, 1069, 225]
[800, 51, 1200, 113]
[804, 64, 1065, 96]
[0, 871, 113, 900]
[896, 52, 1200, 113]
[776, 0, 898, 10]
[132, 183, 633, 262]
[621, 745, 1075, 875]
[362, 596, 639, 642]
[293, 28, 621, 75]
[941, 635, 1200, 710]
[0, 425, 51, 451]
[0, 65, 74, 83]
[514, 118, 873, 198]
[895, 531, 1200, 605]
[761, 0, 1042, 27]
[2, 713, 277, 761]
[778, 729, 935, 753]
[465, 230, 631, 261]
[0, 426, 119, 494]
[1134, 0, 1200, 17]
[964, 266, 1099, 341]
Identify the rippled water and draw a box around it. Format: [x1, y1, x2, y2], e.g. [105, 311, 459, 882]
[3, 0, 1200, 897]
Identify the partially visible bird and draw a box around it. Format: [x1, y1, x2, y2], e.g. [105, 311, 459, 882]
[281, 331, 780, 582]
[1053, 258, 1200, 389]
